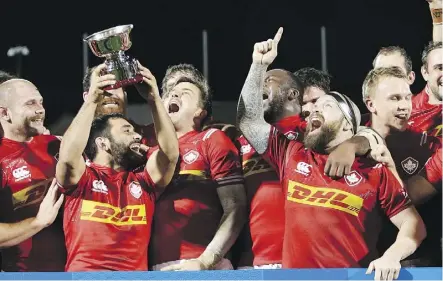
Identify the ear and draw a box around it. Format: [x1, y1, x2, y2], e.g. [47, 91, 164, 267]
[364, 98, 376, 114]
[0, 106, 11, 122]
[83, 91, 89, 102]
[407, 71, 416, 85]
[95, 137, 111, 152]
[287, 88, 300, 102]
[194, 108, 207, 123]
[421, 65, 429, 82]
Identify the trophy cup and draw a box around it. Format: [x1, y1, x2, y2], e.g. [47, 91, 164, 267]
[84, 24, 142, 90]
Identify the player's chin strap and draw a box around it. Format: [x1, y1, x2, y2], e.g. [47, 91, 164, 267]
[328, 91, 358, 134]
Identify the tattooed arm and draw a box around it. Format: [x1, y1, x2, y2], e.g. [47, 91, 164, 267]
[237, 28, 283, 154]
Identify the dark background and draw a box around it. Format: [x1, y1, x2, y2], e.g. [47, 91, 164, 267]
[0, 0, 433, 127]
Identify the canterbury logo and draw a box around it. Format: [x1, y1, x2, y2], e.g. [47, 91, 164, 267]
[287, 181, 363, 216]
[80, 200, 147, 226]
[242, 157, 273, 177]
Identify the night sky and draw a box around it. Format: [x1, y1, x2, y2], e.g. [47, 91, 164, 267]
[0, 0, 433, 126]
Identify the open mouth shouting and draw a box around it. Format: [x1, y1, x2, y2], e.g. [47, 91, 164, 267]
[168, 99, 181, 115]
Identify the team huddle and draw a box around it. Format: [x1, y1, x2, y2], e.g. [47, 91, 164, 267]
[0, 1, 441, 281]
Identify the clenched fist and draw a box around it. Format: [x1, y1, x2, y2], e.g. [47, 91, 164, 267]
[252, 27, 283, 66]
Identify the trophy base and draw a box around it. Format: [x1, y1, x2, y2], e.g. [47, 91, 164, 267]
[103, 74, 143, 90]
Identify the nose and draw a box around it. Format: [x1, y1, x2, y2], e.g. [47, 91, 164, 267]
[35, 104, 45, 115]
[171, 91, 181, 98]
[302, 103, 314, 116]
[398, 98, 411, 111]
[133, 133, 142, 142]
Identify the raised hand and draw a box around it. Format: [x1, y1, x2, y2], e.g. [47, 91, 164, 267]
[252, 27, 283, 66]
[86, 64, 116, 103]
[135, 61, 160, 103]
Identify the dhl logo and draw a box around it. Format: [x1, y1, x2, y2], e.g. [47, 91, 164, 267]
[242, 157, 274, 177]
[80, 200, 147, 226]
[178, 170, 209, 181]
[287, 181, 363, 216]
[12, 178, 53, 210]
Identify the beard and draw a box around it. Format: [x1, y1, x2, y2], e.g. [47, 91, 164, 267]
[263, 93, 285, 124]
[110, 138, 146, 170]
[303, 119, 342, 153]
[23, 117, 45, 137]
[95, 97, 125, 117]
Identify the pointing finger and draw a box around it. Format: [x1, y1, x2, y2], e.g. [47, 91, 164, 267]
[273, 27, 283, 47]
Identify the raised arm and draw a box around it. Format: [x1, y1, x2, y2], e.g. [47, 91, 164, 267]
[427, 0, 442, 41]
[56, 64, 116, 186]
[137, 63, 179, 188]
[237, 28, 283, 154]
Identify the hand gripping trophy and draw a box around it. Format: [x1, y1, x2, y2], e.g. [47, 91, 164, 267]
[84, 24, 143, 90]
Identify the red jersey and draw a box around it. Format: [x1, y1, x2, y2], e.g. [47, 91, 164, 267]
[264, 127, 411, 268]
[235, 135, 284, 267]
[274, 115, 307, 141]
[422, 147, 442, 190]
[410, 87, 442, 138]
[149, 129, 243, 266]
[0, 136, 66, 272]
[59, 162, 156, 271]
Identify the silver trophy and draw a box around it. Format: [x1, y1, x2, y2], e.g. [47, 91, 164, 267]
[84, 24, 142, 90]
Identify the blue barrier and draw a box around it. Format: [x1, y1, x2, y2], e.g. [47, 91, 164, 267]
[0, 268, 441, 280]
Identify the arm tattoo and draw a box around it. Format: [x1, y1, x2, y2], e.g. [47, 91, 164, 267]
[237, 63, 271, 154]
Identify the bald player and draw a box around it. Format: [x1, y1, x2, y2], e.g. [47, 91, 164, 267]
[0, 78, 66, 271]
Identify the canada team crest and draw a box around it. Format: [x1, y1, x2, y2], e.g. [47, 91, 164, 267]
[284, 131, 298, 140]
[344, 171, 363, 187]
[401, 157, 419, 175]
[183, 150, 199, 164]
[129, 181, 142, 199]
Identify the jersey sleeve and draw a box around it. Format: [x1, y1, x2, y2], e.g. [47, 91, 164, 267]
[57, 165, 93, 197]
[421, 148, 442, 193]
[204, 129, 244, 187]
[375, 166, 412, 218]
[263, 126, 303, 178]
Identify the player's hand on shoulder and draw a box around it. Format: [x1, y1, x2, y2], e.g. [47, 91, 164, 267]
[34, 179, 64, 228]
[370, 144, 395, 169]
[252, 27, 283, 66]
[86, 64, 116, 103]
[366, 256, 401, 281]
[325, 143, 355, 178]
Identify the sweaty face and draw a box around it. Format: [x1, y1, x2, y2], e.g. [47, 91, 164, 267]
[107, 118, 144, 169]
[373, 53, 413, 85]
[5, 80, 46, 137]
[163, 82, 202, 127]
[95, 88, 126, 117]
[303, 95, 345, 151]
[302, 86, 327, 117]
[263, 70, 289, 123]
[423, 48, 443, 101]
[369, 77, 412, 132]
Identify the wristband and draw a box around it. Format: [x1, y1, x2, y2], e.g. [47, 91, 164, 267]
[431, 8, 442, 25]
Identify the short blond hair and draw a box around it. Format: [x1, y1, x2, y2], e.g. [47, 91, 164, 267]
[362, 66, 408, 101]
